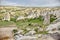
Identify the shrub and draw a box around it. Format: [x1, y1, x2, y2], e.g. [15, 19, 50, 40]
[10, 18, 16, 22]
[13, 29, 18, 33]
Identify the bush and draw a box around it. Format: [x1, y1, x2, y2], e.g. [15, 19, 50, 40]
[10, 18, 16, 22]
[13, 29, 18, 33]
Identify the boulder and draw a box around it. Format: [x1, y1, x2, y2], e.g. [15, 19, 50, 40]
[16, 16, 25, 21]
[0, 27, 17, 40]
[25, 30, 36, 36]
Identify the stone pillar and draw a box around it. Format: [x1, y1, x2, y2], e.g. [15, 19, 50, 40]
[43, 13, 50, 25]
[55, 10, 60, 18]
[3, 12, 10, 21]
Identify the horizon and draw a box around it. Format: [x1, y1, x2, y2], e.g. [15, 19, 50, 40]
[0, 0, 60, 7]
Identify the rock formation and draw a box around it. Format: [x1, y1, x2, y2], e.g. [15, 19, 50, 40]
[44, 13, 50, 25]
[3, 12, 10, 21]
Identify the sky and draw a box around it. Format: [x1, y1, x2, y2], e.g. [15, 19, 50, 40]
[0, 0, 60, 7]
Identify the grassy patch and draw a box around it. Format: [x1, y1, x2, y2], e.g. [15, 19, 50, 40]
[15, 18, 43, 29]
[0, 21, 15, 27]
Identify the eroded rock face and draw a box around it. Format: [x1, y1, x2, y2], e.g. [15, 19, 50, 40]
[39, 34, 55, 40]
[39, 33, 60, 40]
[14, 32, 60, 40]
[0, 27, 17, 40]
[50, 33, 60, 40]
[46, 22, 60, 33]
